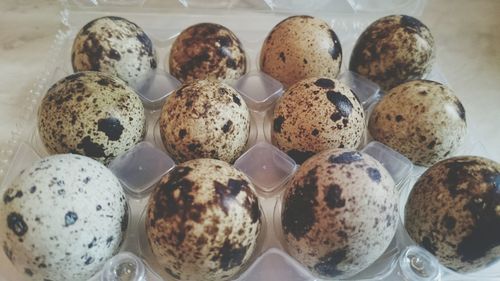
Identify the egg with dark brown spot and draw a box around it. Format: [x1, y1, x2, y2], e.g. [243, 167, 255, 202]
[38, 71, 146, 164]
[0, 154, 128, 281]
[272, 77, 364, 164]
[281, 149, 397, 279]
[405, 156, 500, 273]
[369, 80, 466, 166]
[260, 15, 342, 88]
[349, 15, 435, 91]
[72, 16, 157, 90]
[146, 158, 262, 281]
[160, 80, 250, 163]
[169, 23, 247, 83]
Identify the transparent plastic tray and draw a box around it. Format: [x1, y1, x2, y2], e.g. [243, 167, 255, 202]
[0, 1, 498, 281]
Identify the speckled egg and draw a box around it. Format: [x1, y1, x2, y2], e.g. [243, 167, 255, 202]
[146, 158, 262, 281]
[260, 15, 342, 88]
[72, 16, 157, 90]
[405, 156, 500, 272]
[368, 80, 466, 166]
[38, 71, 146, 164]
[160, 79, 250, 163]
[272, 77, 364, 164]
[169, 23, 247, 83]
[349, 15, 435, 91]
[0, 154, 128, 281]
[281, 149, 398, 279]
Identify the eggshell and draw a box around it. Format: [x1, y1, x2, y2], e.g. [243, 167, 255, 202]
[38, 71, 146, 164]
[169, 23, 247, 83]
[272, 77, 364, 164]
[260, 15, 342, 88]
[72, 16, 157, 90]
[160, 79, 250, 163]
[405, 156, 500, 272]
[368, 80, 466, 166]
[281, 149, 398, 279]
[0, 154, 128, 281]
[146, 158, 262, 281]
[349, 15, 435, 91]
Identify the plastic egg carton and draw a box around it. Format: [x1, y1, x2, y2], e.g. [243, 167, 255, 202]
[0, 0, 498, 281]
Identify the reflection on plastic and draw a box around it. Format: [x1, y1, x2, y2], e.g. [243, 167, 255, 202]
[397, 246, 441, 281]
[101, 252, 146, 281]
[361, 141, 413, 188]
[235, 72, 284, 111]
[108, 141, 175, 197]
[234, 142, 296, 196]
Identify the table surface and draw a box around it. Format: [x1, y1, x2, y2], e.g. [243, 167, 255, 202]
[0, 0, 499, 164]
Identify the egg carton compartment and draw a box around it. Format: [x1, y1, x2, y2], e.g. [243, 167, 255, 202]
[1, 135, 496, 281]
[1, 1, 499, 281]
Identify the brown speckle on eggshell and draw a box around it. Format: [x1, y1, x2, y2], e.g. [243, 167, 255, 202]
[405, 156, 500, 273]
[72, 16, 157, 90]
[272, 77, 364, 164]
[369, 80, 466, 166]
[260, 15, 342, 88]
[281, 149, 397, 279]
[146, 158, 262, 281]
[160, 79, 250, 163]
[169, 23, 247, 83]
[349, 15, 435, 91]
[37, 71, 146, 164]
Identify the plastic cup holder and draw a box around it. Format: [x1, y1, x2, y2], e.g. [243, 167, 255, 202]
[361, 141, 413, 189]
[236, 248, 314, 281]
[234, 142, 296, 196]
[108, 141, 175, 197]
[137, 199, 269, 281]
[398, 246, 441, 281]
[235, 71, 284, 111]
[136, 70, 181, 109]
[339, 71, 382, 110]
[101, 252, 145, 281]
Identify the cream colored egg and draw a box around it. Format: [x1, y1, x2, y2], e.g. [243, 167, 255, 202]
[0, 154, 128, 281]
[368, 80, 466, 166]
[405, 156, 500, 272]
[160, 80, 250, 163]
[281, 149, 397, 279]
[37, 71, 146, 164]
[272, 77, 364, 164]
[72, 16, 157, 90]
[169, 23, 247, 83]
[349, 15, 435, 91]
[146, 159, 262, 281]
[260, 15, 342, 88]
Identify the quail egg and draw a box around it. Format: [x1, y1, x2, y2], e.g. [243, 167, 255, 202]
[169, 23, 247, 83]
[146, 158, 262, 281]
[369, 80, 466, 166]
[260, 15, 342, 88]
[349, 15, 435, 91]
[72, 16, 157, 90]
[0, 154, 128, 281]
[160, 79, 250, 163]
[281, 149, 398, 279]
[405, 156, 500, 273]
[272, 77, 364, 164]
[38, 71, 146, 164]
